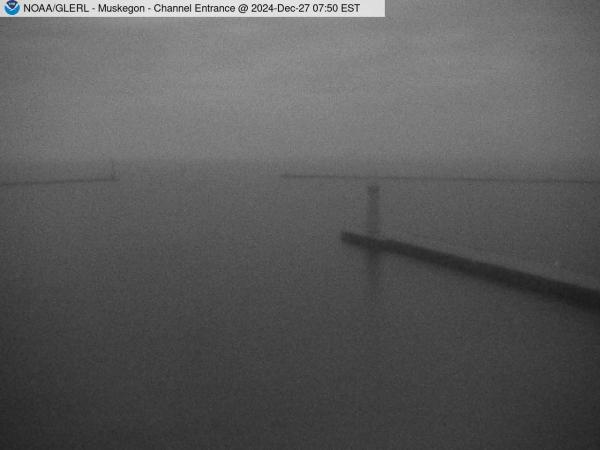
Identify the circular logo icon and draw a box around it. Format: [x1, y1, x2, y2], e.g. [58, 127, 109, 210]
[5, 0, 20, 15]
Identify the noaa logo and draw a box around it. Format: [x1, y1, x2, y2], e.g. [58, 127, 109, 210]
[4, 0, 20, 15]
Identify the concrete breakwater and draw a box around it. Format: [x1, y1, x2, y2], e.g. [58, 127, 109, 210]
[341, 231, 600, 306]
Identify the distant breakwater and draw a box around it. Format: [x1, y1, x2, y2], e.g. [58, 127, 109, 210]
[0, 176, 118, 188]
[282, 173, 600, 184]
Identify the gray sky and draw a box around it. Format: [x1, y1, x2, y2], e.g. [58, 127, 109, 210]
[2, 0, 599, 175]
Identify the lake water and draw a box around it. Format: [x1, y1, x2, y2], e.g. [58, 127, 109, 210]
[1, 160, 599, 449]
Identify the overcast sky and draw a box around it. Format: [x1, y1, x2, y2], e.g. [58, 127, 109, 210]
[2, 0, 599, 175]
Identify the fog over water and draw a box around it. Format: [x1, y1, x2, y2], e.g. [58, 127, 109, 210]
[1, 161, 599, 448]
[2, 0, 600, 448]
[2, 1, 600, 174]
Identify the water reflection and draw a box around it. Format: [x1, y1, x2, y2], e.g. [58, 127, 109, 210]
[365, 249, 381, 303]
[356, 249, 385, 443]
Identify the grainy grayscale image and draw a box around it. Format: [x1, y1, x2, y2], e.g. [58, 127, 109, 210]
[2, 1, 600, 448]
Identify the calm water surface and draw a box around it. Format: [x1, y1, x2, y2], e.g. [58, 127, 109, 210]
[1, 161, 599, 448]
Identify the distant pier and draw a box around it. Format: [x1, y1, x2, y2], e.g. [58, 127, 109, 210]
[281, 173, 600, 184]
[0, 160, 119, 188]
[0, 176, 118, 188]
[341, 231, 600, 304]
